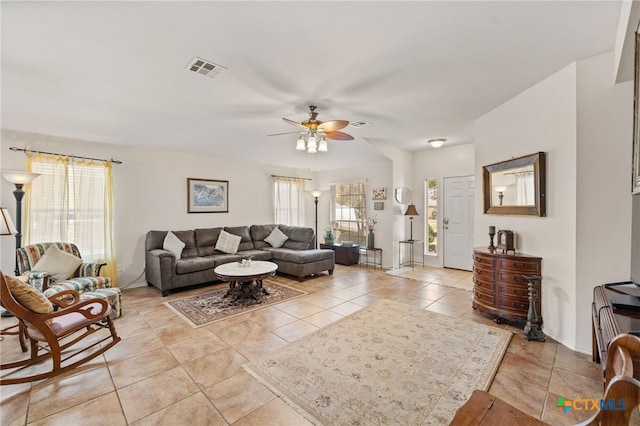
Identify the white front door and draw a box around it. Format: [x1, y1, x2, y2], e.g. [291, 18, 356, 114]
[443, 176, 475, 270]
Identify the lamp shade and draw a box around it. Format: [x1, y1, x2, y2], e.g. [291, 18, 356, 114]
[2, 171, 40, 185]
[494, 186, 507, 193]
[404, 204, 419, 216]
[311, 190, 322, 198]
[0, 208, 17, 235]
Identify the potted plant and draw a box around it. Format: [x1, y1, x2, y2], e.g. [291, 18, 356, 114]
[366, 215, 378, 249]
[241, 254, 253, 267]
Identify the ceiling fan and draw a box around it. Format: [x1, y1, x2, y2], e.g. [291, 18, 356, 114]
[269, 105, 354, 141]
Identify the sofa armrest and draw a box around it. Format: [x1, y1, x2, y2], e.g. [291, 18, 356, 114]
[25, 271, 51, 292]
[78, 262, 106, 277]
[145, 249, 176, 296]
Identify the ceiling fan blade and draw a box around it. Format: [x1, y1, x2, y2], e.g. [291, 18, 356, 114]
[282, 118, 307, 129]
[268, 131, 300, 137]
[325, 131, 354, 141]
[318, 120, 349, 132]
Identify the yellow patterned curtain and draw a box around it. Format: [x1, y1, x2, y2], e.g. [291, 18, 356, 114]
[25, 153, 118, 285]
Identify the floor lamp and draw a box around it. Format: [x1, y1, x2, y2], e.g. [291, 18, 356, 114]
[311, 190, 322, 249]
[404, 204, 419, 241]
[0, 207, 17, 321]
[2, 171, 41, 276]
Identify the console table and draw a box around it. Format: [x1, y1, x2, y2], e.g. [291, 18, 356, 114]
[398, 240, 424, 270]
[320, 244, 360, 266]
[472, 248, 542, 324]
[592, 281, 640, 374]
[359, 248, 382, 269]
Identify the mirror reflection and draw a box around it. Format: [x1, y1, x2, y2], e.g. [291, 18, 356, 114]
[490, 165, 535, 206]
[483, 152, 546, 216]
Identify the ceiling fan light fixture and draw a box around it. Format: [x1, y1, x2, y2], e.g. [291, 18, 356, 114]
[428, 138, 446, 148]
[318, 139, 328, 152]
[296, 136, 306, 151]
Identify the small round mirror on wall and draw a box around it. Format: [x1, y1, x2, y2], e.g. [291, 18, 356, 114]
[394, 187, 411, 204]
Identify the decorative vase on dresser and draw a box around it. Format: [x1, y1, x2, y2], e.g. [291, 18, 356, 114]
[472, 248, 542, 325]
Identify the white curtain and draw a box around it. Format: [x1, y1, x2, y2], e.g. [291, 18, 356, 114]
[515, 172, 534, 205]
[25, 153, 118, 284]
[274, 177, 305, 226]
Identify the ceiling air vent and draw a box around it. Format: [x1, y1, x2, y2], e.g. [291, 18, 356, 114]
[349, 120, 370, 129]
[186, 57, 226, 78]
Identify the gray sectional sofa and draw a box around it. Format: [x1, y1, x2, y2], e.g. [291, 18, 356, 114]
[145, 224, 335, 296]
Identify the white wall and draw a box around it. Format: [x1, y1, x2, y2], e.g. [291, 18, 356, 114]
[474, 51, 633, 352]
[314, 160, 394, 268]
[475, 62, 579, 348]
[575, 52, 633, 353]
[1, 129, 312, 287]
[413, 143, 475, 267]
[367, 139, 413, 268]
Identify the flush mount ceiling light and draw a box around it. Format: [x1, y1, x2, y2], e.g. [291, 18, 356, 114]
[428, 138, 446, 148]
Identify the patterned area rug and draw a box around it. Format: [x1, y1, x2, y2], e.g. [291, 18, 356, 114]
[244, 299, 512, 425]
[164, 280, 306, 328]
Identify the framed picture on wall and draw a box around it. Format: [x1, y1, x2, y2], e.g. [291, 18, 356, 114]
[374, 201, 384, 210]
[633, 32, 640, 194]
[372, 187, 387, 200]
[187, 178, 229, 213]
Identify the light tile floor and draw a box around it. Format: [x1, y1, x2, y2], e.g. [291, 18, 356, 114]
[0, 265, 624, 425]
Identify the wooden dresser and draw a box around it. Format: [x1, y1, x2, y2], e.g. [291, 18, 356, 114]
[592, 282, 640, 372]
[472, 248, 542, 324]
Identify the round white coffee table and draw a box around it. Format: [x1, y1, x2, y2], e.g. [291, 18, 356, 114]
[214, 260, 278, 301]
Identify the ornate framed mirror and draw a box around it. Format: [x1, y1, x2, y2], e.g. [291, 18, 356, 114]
[482, 152, 546, 216]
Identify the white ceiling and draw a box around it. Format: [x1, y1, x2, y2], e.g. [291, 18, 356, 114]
[1, 1, 624, 171]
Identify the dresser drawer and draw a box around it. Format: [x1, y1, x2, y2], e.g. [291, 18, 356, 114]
[473, 253, 496, 268]
[498, 272, 532, 285]
[498, 294, 528, 313]
[474, 287, 496, 306]
[499, 283, 529, 299]
[473, 265, 495, 280]
[498, 258, 540, 274]
[473, 276, 495, 292]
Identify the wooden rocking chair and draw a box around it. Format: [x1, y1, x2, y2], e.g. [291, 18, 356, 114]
[0, 271, 120, 385]
[450, 333, 640, 425]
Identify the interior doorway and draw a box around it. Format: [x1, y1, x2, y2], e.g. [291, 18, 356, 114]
[443, 175, 475, 271]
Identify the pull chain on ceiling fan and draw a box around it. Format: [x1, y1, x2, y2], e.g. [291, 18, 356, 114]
[268, 105, 354, 153]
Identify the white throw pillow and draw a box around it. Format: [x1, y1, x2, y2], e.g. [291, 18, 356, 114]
[215, 230, 242, 254]
[31, 245, 83, 281]
[264, 227, 288, 248]
[163, 231, 186, 259]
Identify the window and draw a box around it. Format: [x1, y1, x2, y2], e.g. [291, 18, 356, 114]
[331, 181, 366, 245]
[425, 178, 438, 255]
[25, 153, 117, 283]
[273, 177, 305, 226]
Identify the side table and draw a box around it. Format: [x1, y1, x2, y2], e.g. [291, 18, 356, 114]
[398, 240, 424, 270]
[359, 248, 382, 269]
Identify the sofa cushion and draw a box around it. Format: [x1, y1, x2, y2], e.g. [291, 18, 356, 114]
[250, 224, 278, 249]
[266, 248, 334, 264]
[264, 227, 289, 248]
[175, 257, 217, 275]
[279, 225, 315, 250]
[32, 245, 83, 281]
[195, 227, 223, 256]
[163, 231, 186, 259]
[224, 226, 255, 252]
[172, 230, 198, 258]
[215, 230, 242, 254]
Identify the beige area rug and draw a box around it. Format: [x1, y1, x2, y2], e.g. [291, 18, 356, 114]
[386, 266, 473, 291]
[164, 280, 306, 328]
[244, 299, 512, 425]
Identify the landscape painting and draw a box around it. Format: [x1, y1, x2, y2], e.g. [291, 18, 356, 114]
[188, 178, 229, 213]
